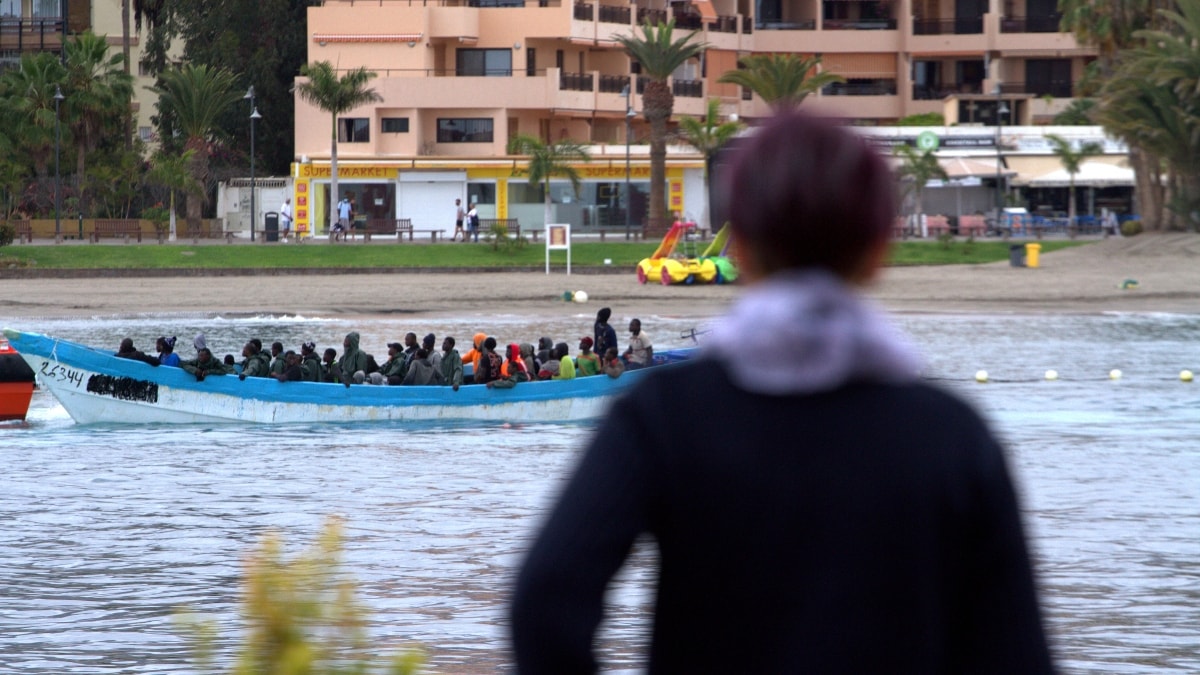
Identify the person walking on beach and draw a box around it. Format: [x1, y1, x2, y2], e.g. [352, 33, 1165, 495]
[452, 198, 466, 242]
[511, 110, 1055, 674]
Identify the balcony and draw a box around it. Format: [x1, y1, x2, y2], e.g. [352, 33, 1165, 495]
[1001, 15, 1063, 33]
[0, 17, 65, 52]
[913, 83, 983, 100]
[755, 20, 815, 30]
[598, 73, 629, 93]
[823, 79, 897, 96]
[912, 17, 983, 35]
[573, 2, 592, 20]
[598, 4, 630, 23]
[560, 71, 594, 91]
[712, 15, 738, 33]
[1000, 80, 1072, 98]
[672, 79, 703, 97]
[637, 8, 667, 24]
[822, 18, 896, 30]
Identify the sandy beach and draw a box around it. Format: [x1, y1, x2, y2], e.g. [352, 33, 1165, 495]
[4, 233, 1200, 320]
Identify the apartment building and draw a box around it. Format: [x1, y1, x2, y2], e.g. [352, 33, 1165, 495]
[0, 0, 163, 143]
[290, 0, 1097, 236]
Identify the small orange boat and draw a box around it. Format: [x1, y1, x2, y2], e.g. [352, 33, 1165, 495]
[0, 335, 35, 421]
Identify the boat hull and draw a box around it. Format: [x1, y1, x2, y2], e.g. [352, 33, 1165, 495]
[5, 329, 688, 426]
[0, 338, 36, 422]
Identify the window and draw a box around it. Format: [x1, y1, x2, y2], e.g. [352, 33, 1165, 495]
[138, 126, 153, 142]
[31, 0, 57, 17]
[337, 118, 370, 143]
[456, 49, 513, 77]
[437, 118, 494, 143]
[382, 117, 410, 133]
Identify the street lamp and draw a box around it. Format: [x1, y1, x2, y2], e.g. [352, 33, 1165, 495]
[54, 84, 64, 242]
[621, 83, 635, 240]
[994, 88, 1009, 229]
[245, 86, 260, 242]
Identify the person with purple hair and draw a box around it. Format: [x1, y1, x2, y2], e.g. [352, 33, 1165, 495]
[511, 110, 1055, 674]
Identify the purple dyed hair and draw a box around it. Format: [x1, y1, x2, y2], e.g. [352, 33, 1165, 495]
[721, 110, 896, 278]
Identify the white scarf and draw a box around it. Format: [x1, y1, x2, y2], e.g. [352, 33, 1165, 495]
[704, 270, 923, 395]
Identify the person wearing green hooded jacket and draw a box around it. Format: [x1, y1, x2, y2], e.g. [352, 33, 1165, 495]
[338, 332, 371, 386]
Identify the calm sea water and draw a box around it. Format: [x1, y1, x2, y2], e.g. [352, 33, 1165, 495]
[1, 311, 1197, 674]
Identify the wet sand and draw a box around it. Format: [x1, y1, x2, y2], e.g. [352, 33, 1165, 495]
[4, 233, 1200, 320]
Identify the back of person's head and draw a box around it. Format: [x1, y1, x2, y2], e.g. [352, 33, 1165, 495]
[484, 337, 497, 351]
[720, 110, 895, 280]
[597, 308, 611, 323]
[555, 342, 570, 358]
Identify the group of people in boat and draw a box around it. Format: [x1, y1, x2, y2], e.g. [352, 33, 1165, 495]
[111, 306, 653, 391]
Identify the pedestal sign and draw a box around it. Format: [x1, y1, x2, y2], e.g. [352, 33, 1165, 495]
[545, 224, 571, 275]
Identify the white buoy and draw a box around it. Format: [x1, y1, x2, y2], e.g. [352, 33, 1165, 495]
[1181, 369, 1194, 383]
[1045, 369, 1059, 381]
[974, 370, 988, 383]
[573, 290, 589, 303]
[1109, 369, 1122, 380]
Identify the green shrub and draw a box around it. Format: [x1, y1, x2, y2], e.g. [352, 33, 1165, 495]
[177, 517, 424, 675]
[1120, 219, 1143, 236]
[0, 223, 13, 248]
[484, 223, 528, 252]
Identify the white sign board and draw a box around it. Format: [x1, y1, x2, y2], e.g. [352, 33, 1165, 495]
[545, 224, 571, 275]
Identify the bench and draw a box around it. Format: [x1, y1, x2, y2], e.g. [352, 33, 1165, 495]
[480, 218, 519, 239]
[393, 218, 441, 242]
[957, 215, 986, 238]
[361, 218, 405, 242]
[90, 219, 143, 243]
[598, 229, 644, 241]
[5, 220, 33, 244]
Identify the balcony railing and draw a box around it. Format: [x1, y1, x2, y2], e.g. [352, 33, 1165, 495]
[822, 18, 897, 30]
[560, 71, 594, 91]
[912, 17, 983, 35]
[756, 20, 815, 30]
[598, 73, 630, 93]
[637, 8, 667, 25]
[912, 83, 982, 100]
[598, 4, 630, 23]
[573, 2, 592, 20]
[672, 79, 702, 97]
[328, 0, 563, 5]
[712, 15, 738, 33]
[0, 17, 65, 51]
[674, 13, 703, 29]
[1000, 80, 1072, 98]
[742, 18, 753, 33]
[822, 80, 897, 96]
[1000, 15, 1063, 33]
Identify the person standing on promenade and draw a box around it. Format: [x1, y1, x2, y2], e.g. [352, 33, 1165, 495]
[511, 110, 1056, 674]
[452, 198, 466, 242]
[279, 197, 293, 242]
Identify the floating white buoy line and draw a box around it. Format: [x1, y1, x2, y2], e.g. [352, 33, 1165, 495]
[1181, 370, 1194, 383]
[1109, 369, 1123, 380]
[974, 370, 988, 383]
[1045, 370, 1059, 381]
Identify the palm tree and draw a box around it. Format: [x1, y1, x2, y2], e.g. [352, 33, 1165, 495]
[152, 63, 241, 231]
[146, 148, 203, 240]
[1046, 134, 1104, 227]
[614, 20, 705, 235]
[296, 62, 382, 235]
[507, 134, 591, 229]
[894, 145, 949, 234]
[675, 98, 743, 230]
[64, 32, 134, 206]
[717, 53, 844, 113]
[2, 52, 67, 180]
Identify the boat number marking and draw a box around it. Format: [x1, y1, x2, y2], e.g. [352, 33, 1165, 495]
[39, 362, 85, 388]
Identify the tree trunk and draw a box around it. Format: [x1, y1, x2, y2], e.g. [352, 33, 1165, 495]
[329, 114, 339, 235]
[643, 80, 673, 237]
[1129, 147, 1163, 231]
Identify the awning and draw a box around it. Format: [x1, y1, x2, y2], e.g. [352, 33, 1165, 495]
[312, 33, 423, 43]
[1027, 161, 1135, 188]
[820, 53, 896, 79]
[690, 0, 718, 23]
[939, 156, 1013, 179]
[1006, 156, 1062, 185]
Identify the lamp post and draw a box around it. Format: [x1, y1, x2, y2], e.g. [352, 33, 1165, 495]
[54, 84, 64, 242]
[994, 88, 1009, 229]
[245, 86, 259, 242]
[621, 83, 634, 240]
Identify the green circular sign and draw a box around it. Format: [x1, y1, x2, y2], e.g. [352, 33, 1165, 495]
[916, 131, 940, 152]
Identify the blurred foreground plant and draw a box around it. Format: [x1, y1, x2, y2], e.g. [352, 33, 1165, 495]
[177, 517, 424, 675]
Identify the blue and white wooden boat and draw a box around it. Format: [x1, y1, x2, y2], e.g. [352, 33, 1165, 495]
[4, 329, 694, 426]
